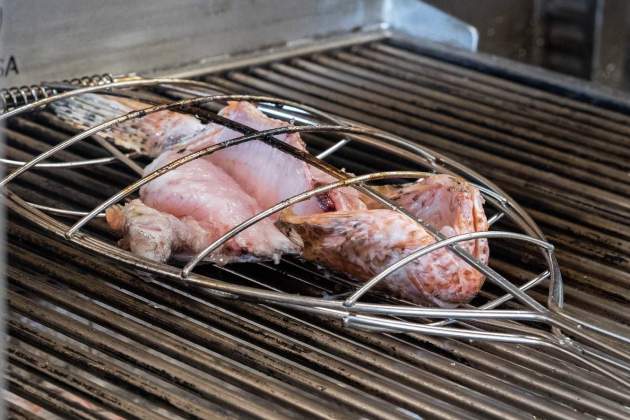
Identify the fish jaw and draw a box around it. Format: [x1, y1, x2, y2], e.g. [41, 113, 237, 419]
[107, 197, 299, 265]
[277, 209, 486, 307]
[368, 174, 490, 274]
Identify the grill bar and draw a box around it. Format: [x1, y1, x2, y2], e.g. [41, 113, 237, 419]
[8, 318, 228, 419]
[10, 291, 286, 419]
[5, 37, 630, 418]
[0, 221, 596, 418]
[7, 366, 101, 420]
[11, 251, 390, 417]
[296, 56, 630, 180]
[264, 262, 630, 410]
[7, 268, 349, 420]
[6, 400, 45, 420]
[372, 42, 630, 129]
[326, 49, 630, 153]
[8, 216, 630, 419]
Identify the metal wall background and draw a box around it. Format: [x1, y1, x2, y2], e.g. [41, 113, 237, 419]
[427, 0, 630, 91]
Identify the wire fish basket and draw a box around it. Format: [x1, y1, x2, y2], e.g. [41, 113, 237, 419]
[2, 76, 630, 389]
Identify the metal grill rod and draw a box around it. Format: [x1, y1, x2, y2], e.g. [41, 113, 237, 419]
[1, 154, 137, 168]
[342, 316, 630, 389]
[343, 231, 553, 307]
[0, 77, 229, 169]
[4, 172, 622, 345]
[6, 167, 549, 325]
[180, 171, 550, 298]
[49, 109, 544, 315]
[115, 95, 550, 312]
[0, 74, 116, 113]
[2, 80, 517, 236]
[179, 165, 508, 273]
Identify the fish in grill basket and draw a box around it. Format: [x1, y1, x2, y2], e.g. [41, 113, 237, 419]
[51, 95, 488, 307]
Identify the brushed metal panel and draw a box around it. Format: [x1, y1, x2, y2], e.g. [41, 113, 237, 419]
[0, 0, 476, 86]
[0, 0, 382, 85]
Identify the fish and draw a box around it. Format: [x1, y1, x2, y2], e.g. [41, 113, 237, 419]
[49, 93, 204, 157]
[178, 100, 366, 216]
[52, 95, 364, 263]
[54, 94, 491, 306]
[277, 175, 489, 307]
[51, 95, 365, 215]
[108, 150, 299, 263]
[364, 174, 489, 260]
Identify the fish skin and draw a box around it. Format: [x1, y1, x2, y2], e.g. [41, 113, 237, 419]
[277, 175, 489, 307]
[106, 199, 209, 263]
[366, 174, 489, 263]
[49, 93, 204, 157]
[137, 149, 299, 263]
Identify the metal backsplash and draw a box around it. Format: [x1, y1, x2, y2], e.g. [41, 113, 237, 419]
[0, 0, 476, 86]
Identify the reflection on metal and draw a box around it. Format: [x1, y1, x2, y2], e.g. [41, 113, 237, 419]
[383, 0, 478, 50]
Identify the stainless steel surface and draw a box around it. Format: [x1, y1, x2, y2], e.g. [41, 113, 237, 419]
[382, 0, 478, 50]
[0, 0, 476, 87]
[3, 36, 630, 418]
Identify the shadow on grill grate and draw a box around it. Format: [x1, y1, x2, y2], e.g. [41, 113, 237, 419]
[4, 38, 630, 419]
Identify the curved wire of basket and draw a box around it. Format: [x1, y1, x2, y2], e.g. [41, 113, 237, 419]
[2, 78, 630, 388]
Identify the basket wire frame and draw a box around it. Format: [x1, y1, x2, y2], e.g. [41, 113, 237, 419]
[2, 77, 630, 389]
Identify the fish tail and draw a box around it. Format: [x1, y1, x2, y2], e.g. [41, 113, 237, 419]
[48, 93, 154, 154]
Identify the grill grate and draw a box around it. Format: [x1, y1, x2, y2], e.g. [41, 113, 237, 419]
[4, 38, 630, 419]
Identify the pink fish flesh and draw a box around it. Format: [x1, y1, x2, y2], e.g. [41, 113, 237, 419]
[107, 151, 298, 263]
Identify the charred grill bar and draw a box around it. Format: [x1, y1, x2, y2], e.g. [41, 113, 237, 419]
[4, 35, 630, 419]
